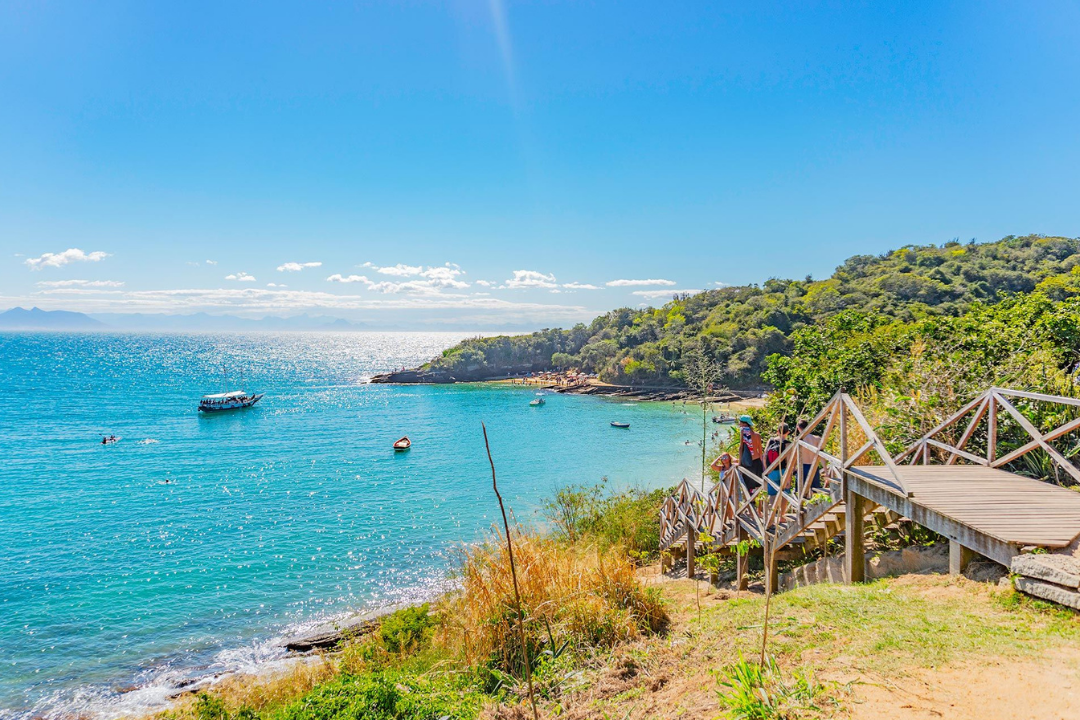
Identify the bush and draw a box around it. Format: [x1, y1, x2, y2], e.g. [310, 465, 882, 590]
[380, 604, 433, 654]
[542, 482, 668, 560]
[266, 671, 484, 720]
[436, 531, 668, 677]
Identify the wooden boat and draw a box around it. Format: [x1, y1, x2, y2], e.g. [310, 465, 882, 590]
[610, 421, 630, 429]
[393, 436, 412, 451]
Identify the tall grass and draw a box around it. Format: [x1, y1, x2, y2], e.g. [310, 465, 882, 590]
[437, 530, 668, 674]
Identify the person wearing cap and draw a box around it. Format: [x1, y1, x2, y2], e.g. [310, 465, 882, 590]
[737, 415, 764, 489]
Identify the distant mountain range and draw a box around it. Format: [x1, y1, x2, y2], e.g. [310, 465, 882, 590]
[0, 307, 107, 330]
[0, 307, 368, 331]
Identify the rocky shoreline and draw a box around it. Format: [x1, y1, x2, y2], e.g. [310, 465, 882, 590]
[369, 368, 762, 404]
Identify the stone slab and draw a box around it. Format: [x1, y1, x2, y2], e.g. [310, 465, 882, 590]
[1014, 576, 1080, 610]
[1011, 554, 1080, 589]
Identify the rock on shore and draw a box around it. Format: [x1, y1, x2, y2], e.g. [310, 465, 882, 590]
[282, 604, 410, 652]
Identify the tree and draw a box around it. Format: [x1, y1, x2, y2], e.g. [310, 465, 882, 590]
[551, 352, 574, 370]
[683, 345, 724, 490]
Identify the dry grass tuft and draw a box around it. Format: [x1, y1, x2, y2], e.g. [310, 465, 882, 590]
[436, 530, 668, 673]
[155, 656, 337, 720]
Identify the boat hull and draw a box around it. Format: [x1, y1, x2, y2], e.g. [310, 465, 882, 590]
[198, 394, 264, 412]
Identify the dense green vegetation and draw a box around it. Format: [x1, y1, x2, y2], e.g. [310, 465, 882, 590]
[429, 235, 1080, 388]
[754, 289, 1080, 480]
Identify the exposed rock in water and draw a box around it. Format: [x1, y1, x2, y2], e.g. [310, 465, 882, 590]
[369, 369, 457, 384]
[283, 604, 410, 652]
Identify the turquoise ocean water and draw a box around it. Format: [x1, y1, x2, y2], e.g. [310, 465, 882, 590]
[0, 332, 710, 719]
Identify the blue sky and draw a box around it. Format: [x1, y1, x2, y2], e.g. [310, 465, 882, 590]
[2, 1, 1079, 327]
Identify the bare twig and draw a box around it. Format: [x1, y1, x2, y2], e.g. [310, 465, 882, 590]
[759, 534, 774, 667]
[482, 422, 539, 720]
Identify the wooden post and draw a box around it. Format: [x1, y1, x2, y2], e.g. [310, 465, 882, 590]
[949, 540, 976, 576]
[685, 524, 695, 580]
[840, 400, 867, 583]
[736, 526, 749, 591]
[844, 491, 866, 583]
[764, 539, 779, 596]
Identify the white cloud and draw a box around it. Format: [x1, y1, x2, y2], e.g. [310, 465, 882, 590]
[713, 281, 731, 287]
[225, 272, 256, 282]
[606, 278, 677, 287]
[327, 274, 370, 283]
[327, 263, 468, 294]
[26, 285, 591, 320]
[186, 259, 218, 267]
[277, 261, 323, 272]
[206, 259, 217, 266]
[266, 283, 287, 288]
[25, 248, 110, 270]
[562, 282, 601, 290]
[36, 279, 124, 288]
[475, 280, 494, 287]
[505, 270, 558, 289]
[631, 288, 702, 299]
[363, 262, 424, 276]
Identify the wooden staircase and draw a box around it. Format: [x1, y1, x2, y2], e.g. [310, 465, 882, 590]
[660, 392, 908, 591]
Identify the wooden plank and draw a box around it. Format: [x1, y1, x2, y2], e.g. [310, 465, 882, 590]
[925, 438, 989, 466]
[987, 396, 997, 463]
[994, 393, 1080, 485]
[995, 387, 1080, 408]
[897, 391, 989, 461]
[991, 415, 1080, 468]
[947, 396, 989, 465]
[848, 473, 1020, 566]
[854, 465, 1080, 547]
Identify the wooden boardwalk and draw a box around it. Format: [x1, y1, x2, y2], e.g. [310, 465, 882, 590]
[853, 465, 1080, 566]
[660, 387, 1080, 590]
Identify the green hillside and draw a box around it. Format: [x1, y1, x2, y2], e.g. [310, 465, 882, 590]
[428, 234, 1080, 388]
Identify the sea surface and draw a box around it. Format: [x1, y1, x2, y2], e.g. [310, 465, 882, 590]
[0, 332, 713, 720]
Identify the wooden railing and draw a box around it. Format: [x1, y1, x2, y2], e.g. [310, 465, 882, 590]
[660, 391, 903, 554]
[896, 387, 1080, 485]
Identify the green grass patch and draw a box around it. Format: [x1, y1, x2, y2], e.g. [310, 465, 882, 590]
[695, 577, 1080, 674]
